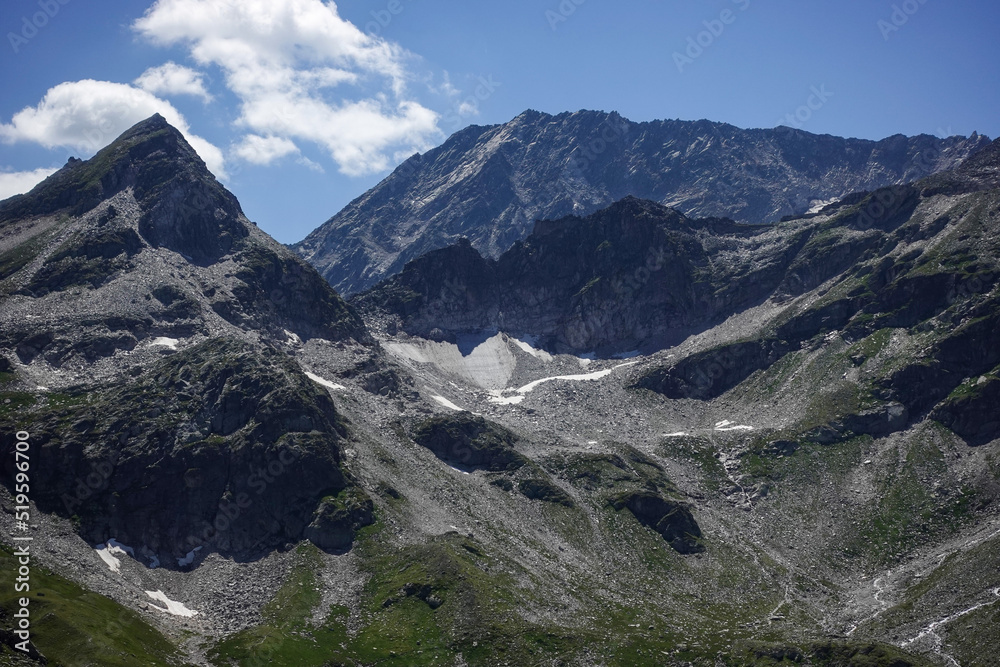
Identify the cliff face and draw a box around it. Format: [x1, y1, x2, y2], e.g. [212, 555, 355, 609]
[353, 182, 916, 356]
[295, 109, 989, 295]
[359, 138, 1000, 457]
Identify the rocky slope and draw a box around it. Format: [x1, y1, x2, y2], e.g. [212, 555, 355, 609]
[1, 117, 998, 667]
[294, 109, 989, 295]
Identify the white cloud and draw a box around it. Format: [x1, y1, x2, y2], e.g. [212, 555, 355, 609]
[0, 79, 226, 178]
[297, 156, 325, 173]
[0, 167, 59, 200]
[135, 62, 212, 102]
[233, 134, 299, 165]
[458, 100, 479, 117]
[431, 71, 461, 98]
[134, 0, 441, 176]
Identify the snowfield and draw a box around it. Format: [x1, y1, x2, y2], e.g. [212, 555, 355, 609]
[145, 590, 199, 617]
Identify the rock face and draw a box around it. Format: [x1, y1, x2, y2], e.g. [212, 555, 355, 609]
[411, 413, 526, 471]
[304, 488, 375, 552]
[15, 339, 355, 560]
[294, 109, 989, 294]
[354, 187, 916, 355]
[611, 490, 704, 554]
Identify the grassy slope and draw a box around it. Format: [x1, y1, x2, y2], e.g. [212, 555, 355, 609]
[0, 545, 185, 667]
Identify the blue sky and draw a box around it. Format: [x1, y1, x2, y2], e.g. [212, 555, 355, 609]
[1, 0, 998, 243]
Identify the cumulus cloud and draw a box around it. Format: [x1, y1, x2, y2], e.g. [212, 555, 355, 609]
[0, 167, 59, 201]
[134, 62, 212, 102]
[134, 0, 441, 176]
[233, 134, 300, 165]
[0, 79, 226, 178]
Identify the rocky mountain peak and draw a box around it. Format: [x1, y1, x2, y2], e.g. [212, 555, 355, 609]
[0, 114, 246, 264]
[0, 116, 369, 378]
[1, 113, 227, 225]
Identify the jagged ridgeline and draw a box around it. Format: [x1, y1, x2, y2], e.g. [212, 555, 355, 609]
[0, 114, 368, 347]
[294, 109, 989, 295]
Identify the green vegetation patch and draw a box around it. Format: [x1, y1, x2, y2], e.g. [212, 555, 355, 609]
[0, 545, 182, 666]
[732, 639, 934, 666]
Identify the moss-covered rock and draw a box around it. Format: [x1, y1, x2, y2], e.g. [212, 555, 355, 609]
[0, 338, 358, 563]
[304, 487, 375, 552]
[610, 490, 704, 554]
[518, 477, 575, 507]
[411, 413, 526, 471]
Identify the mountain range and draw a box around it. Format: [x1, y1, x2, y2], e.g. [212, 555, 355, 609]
[0, 114, 998, 667]
[293, 109, 989, 295]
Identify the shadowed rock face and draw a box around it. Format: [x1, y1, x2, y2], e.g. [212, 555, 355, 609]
[294, 109, 989, 294]
[355, 188, 925, 355]
[612, 490, 704, 554]
[411, 413, 526, 472]
[304, 488, 375, 552]
[5, 339, 355, 562]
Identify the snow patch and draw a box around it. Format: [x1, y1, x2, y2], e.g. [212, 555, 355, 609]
[664, 432, 689, 438]
[714, 420, 754, 432]
[487, 390, 525, 405]
[95, 546, 122, 574]
[807, 197, 839, 214]
[488, 362, 639, 405]
[95, 539, 135, 574]
[432, 395, 464, 411]
[145, 590, 199, 617]
[385, 333, 516, 390]
[305, 371, 347, 391]
[177, 546, 202, 567]
[516, 361, 639, 394]
[149, 337, 180, 350]
[510, 336, 554, 362]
